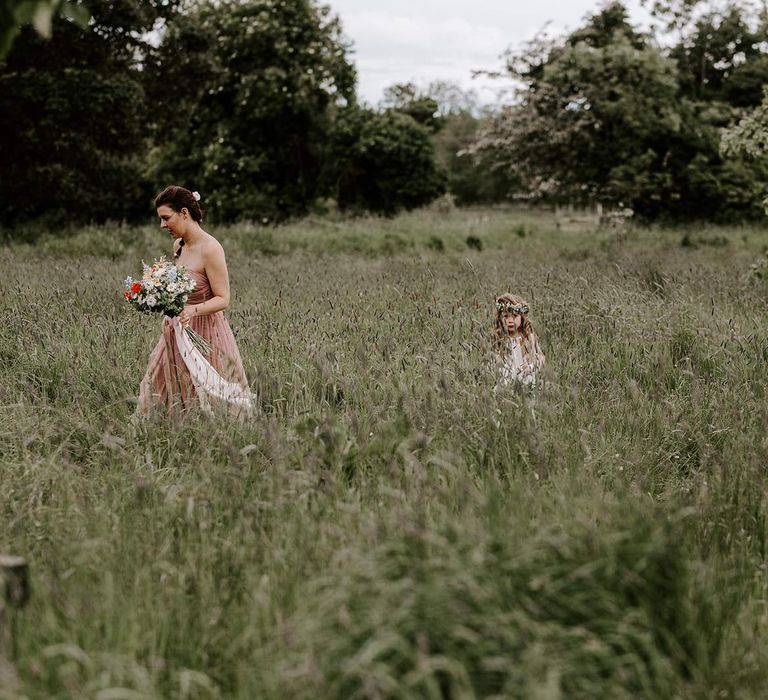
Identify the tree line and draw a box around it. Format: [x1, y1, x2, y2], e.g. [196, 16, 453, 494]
[0, 0, 445, 226]
[472, 0, 768, 221]
[0, 0, 766, 226]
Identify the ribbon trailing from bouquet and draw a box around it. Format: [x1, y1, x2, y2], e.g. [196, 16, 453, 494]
[172, 317, 254, 413]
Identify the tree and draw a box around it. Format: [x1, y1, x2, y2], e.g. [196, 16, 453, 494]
[664, 4, 767, 103]
[641, 1, 768, 105]
[329, 106, 446, 215]
[722, 88, 768, 159]
[475, 4, 681, 209]
[420, 82, 513, 204]
[416, 80, 480, 118]
[381, 82, 442, 132]
[0, 0, 88, 58]
[646, 0, 768, 215]
[147, 0, 356, 222]
[473, 1, 768, 219]
[433, 109, 515, 205]
[381, 80, 511, 204]
[722, 87, 768, 212]
[0, 0, 182, 225]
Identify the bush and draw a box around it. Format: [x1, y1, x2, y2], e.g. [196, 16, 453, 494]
[426, 235, 445, 252]
[330, 106, 446, 215]
[466, 235, 483, 250]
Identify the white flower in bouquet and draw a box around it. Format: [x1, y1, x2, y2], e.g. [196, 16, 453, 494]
[124, 257, 193, 316]
[123, 256, 212, 355]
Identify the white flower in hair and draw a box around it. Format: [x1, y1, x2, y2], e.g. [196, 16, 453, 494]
[192, 191, 201, 201]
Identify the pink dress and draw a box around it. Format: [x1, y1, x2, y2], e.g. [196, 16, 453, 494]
[136, 269, 251, 417]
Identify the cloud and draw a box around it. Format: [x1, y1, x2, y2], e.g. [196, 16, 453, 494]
[345, 12, 508, 59]
[327, 1, 653, 104]
[341, 10, 513, 103]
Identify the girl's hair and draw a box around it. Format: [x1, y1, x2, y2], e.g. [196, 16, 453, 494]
[493, 292, 538, 355]
[154, 185, 204, 223]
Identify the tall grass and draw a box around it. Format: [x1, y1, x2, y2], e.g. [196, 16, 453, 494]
[1, 207, 767, 698]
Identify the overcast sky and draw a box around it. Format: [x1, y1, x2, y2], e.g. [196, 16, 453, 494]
[326, 0, 654, 105]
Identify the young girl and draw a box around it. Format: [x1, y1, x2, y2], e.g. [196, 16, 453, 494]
[492, 293, 545, 388]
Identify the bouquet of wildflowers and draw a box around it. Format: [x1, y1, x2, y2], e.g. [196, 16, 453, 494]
[123, 257, 212, 354]
[123, 257, 194, 315]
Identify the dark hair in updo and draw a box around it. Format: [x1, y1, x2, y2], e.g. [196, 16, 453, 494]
[154, 185, 204, 222]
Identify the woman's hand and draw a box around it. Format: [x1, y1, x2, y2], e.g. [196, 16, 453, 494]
[178, 304, 198, 327]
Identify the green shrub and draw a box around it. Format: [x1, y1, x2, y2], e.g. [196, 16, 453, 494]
[465, 235, 483, 250]
[426, 235, 445, 252]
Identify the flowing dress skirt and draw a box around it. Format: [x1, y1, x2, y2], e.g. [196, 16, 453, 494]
[136, 271, 251, 417]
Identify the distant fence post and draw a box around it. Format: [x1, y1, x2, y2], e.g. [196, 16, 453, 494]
[555, 202, 602, 232]
[0, 555, 29, 687]
[555, 201, 633, 232]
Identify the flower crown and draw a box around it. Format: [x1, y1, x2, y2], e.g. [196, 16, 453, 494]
[192, 191, 201, 202]
[496, 301, 529, 315]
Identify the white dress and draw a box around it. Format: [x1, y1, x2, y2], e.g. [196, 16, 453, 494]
[494, 336, 544, 388]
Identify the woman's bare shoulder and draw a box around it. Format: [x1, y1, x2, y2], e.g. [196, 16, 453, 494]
[202, 234, 226, 263]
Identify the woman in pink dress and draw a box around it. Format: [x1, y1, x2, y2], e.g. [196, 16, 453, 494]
[136, 185, 252, 417]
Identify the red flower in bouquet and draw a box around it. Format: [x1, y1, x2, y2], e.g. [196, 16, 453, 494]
[122, 257, 213, 357]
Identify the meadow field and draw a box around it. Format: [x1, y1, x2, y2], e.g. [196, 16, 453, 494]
[2, 207, 768, 698]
